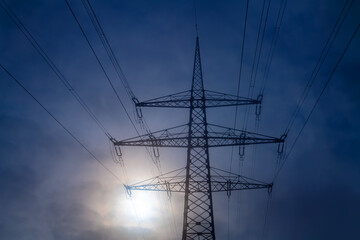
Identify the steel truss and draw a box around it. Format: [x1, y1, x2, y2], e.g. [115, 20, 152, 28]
[114, 37, 284, 240]
[124, 167, 272, 198]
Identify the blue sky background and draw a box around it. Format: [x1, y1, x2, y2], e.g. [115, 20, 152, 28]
[0, 0, 359, 239]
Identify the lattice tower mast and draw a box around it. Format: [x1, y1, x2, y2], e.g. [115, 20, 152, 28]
[114, 37, 284, 240]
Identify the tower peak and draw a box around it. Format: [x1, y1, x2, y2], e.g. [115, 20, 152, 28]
[191, 36, 204, 94]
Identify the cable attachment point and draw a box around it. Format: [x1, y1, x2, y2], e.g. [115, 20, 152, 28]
[255, 94, 263, 120]
[277, 134, 287, 154]
[238, 132, 246, 159]
[149, 134, 160, 159]
[113, 145, 124, 166]
[109, 137, 117, 144]
[115, 145, 122, 157]
[268, 183, 273, 195]
[124, 185, 132, 198]
[226, 180, 232, 198]
[165, 181, 172, 200]
[132, 97, 143, 120]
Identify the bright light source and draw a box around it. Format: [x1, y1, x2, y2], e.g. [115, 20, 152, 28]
[122, 191, 159, 222]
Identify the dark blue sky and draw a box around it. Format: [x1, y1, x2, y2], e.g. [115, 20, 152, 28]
[0, 0, 359, 239]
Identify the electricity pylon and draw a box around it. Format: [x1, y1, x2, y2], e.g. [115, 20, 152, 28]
[114, 37, 284, 240]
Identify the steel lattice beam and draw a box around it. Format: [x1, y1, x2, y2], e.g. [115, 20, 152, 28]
[125, 180, 271, 194]
[124, 167, 272, 198]
[135, 90, 261, 108]
[114, 124, 284, 148]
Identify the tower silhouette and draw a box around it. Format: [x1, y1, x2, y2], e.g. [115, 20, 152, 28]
[114, 37, 284, 239]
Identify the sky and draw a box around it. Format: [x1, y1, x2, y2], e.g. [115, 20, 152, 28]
[0, 0, 359, 240]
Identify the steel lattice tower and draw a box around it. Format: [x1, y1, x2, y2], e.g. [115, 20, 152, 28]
[114, 37, 284, 239]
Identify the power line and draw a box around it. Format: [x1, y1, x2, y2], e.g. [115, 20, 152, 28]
[0, 0, 113, 140]
[261, 192, 272, 240]
[261, 3, 355, 239]
[284, 0, 354, 135]
[76, 1, 176, 234]
[228, 1, 250, 238]
[81, 0, 151, 133]
[234, 0, 250, 128]
[81, 0, 135, 101]
[260, 0, 287, 95]
[229, 0, 250, 174]
[242, 0, 272, 130]
[64, 0, 136, 132]
[0, 63, 122, 183]
[239, 0, 271, 181]
[79, 0, 161, 168]
[252, 0, 271, 97]
[64, 0, 161, 170]
[273, 22, 360, 182]
[2, 56, 147, 238]
[67, 1, 172, 236]
[109, 136, 148, 240]
[248, 0, 268, 100]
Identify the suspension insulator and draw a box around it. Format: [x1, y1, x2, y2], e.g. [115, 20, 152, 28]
[277, 134, 287, 154]
[132, 97, 143, 119]
[115, 146, 122, 157]
[165, 181, 172, 199]
[239, 145, 245, 157]
[268, 184, 273, 195]
[124, 185, 132, 198]
[113, 146, 124, 165]
[239, 132, 246, 157]
[226, 180, 232, 198]
[149, 134, 160, 159]
[255, 94, 263, 117]
[153, 147, 160, 159]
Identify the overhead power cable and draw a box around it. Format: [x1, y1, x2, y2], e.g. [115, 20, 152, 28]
[80, 0, 135, 101]
[284, 0, 354, 135]
[233, 0, 250, 129]
[66, 1, 171, 236]
[1, 2, 146, 236]
[80, 0, 154, 139]
[80, 0, 160, 158]
[242, 0, 271, 130]
[229, 0, 250, 174]
[260, 0, 287, 95]
[64, 0, 135, 132]
[0, 0, 113, 140]
[1, 61, 145, 236]
[273, 22, 360, 182]
[228, 1, 250, 239]
[248, 0, 269, 101]
[261, 3, 354, 238]
[64, 0, 161, 171]
[261, 191, 272, 240]
[0, 63, 122, 183]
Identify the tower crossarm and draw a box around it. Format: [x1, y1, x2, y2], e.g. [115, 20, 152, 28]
[134, 90, 260, 108]
[204, 90, 260, 108]
[136, 90, 192, 108]
[113, 123, 284, 148]
[124, 167, 272, 197]
[206, 123, 284, 147]
[114, 124, 189, 147]
[125, 180, 271, 193]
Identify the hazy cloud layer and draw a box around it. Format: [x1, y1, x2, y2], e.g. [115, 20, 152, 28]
[1, 0, 359, 239]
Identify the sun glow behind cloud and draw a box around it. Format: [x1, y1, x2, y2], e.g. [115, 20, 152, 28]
[112, 190, 162, 227]
[126, 191, 159, 220]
